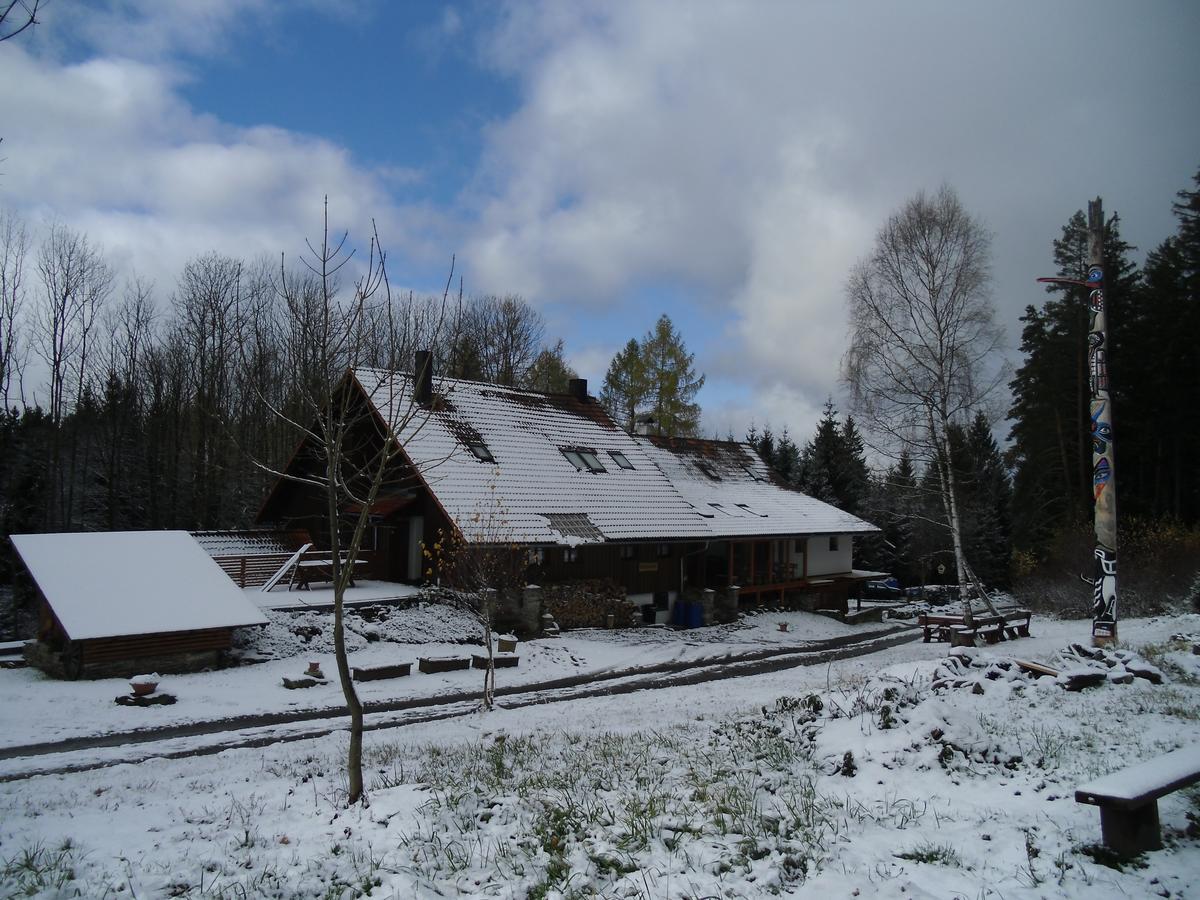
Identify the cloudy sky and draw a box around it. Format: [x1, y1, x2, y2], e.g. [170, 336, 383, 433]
[2, 0, 1198, 439]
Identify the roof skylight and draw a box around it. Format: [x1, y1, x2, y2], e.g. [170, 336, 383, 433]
[561, 447, 606, 473]
[467, 442, 495, 463]
[609, 451, 635, 470]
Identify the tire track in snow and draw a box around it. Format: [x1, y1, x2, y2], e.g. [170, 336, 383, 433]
[0, 627, 919, 781]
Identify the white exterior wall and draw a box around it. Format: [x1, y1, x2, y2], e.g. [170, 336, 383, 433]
[804, 535, 853, 577]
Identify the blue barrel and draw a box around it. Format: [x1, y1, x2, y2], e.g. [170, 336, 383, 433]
[687, 602, 703, 629]
[672, 600, 686, 626]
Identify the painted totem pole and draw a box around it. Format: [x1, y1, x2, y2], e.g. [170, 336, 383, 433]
[1038, 198, 1117, 646]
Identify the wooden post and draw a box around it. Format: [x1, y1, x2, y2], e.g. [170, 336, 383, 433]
[1037, 197, 1118, 646]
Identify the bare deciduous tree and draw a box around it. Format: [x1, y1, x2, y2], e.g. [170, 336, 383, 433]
[248, 200, 453, 806]
[842, 186, 1005, 618]
[0, 0, 40, 42]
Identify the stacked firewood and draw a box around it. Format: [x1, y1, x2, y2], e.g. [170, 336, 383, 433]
[541, 578, 638, 630]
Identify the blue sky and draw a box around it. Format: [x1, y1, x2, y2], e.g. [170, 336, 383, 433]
[3, 1, 1199, 441]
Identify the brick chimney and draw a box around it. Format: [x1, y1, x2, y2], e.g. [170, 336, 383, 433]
[414, 350, 433, 406]
[567, 378, 588, 401]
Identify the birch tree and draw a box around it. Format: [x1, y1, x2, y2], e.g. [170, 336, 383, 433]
[0, 209, 28, 410]
[842, 186, 1005, 617]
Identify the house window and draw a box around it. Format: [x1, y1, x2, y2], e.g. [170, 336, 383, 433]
[620, 545, 635, 560]
[561, 447, 606, 473]
[830, 535, 841, 552]
[467, 442, 494, 463]
[563, 547, 579, 563]
[657, 543, 670, 558]
[527, 547, 545, 566]
[609, 451, 635, 470]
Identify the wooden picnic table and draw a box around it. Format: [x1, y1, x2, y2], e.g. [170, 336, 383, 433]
[289, 552, 368, 590]
[919, 609, 1032, 646]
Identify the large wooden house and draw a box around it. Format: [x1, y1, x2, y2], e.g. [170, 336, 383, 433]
[259, 358, 881, 632]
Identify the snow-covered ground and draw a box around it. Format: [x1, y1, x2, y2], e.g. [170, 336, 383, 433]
[1, 609, 1198, 898]
[0, 605, 891, 750]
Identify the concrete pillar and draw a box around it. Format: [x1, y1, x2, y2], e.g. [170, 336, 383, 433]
[519, 584, 544, 637]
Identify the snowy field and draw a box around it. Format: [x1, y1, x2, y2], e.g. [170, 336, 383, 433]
[1, 610, 1198, 898]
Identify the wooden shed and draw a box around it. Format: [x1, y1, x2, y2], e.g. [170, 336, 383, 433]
[10, 531, 269, 679]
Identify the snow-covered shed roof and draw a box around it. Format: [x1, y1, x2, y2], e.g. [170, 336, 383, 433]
[10, 531, 269, 641]
[352, 369, 878, 545]
[635, 436, 879, 538]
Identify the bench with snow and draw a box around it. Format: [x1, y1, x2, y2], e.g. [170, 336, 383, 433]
[1075, 746, 1200, 856]
[417, 655, 472, 674]
[352, 663, 412, 682]
[471, 652, 519, 670]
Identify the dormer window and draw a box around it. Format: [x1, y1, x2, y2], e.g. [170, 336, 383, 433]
[467, 442, 494, 463]
[561, 447, 606, 473]
[609, 451, 635, 470]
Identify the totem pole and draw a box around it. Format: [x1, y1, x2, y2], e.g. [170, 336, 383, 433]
[1038, 198, 1117, 646]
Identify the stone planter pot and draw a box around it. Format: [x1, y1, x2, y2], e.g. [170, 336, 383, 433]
[131, 680, 158, 696]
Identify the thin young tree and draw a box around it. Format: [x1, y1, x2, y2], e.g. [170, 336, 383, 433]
[247, 200, 452, 806]
[843, 186, 1005, 618]
[0, 208, 29, 411]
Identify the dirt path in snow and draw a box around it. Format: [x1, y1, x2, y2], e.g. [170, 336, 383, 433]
[0, 625, 919, 782]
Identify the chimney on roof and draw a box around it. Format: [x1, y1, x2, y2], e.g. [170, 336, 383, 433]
[567, 378, 588, 401]
[414, 350, 433, 406]
[634, 413, 659, 436]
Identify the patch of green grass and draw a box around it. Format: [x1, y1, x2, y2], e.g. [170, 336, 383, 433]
[1077, 842, 1148, 871]
[895, 841, 963, 867]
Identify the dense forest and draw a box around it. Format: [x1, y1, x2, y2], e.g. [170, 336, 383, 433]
[751, 169, 1200, 611]
[0, 227, 579, 580]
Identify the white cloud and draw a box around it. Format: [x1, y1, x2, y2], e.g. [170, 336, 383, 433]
[0, 43, 419, 296]
[466, 0, 1200, 441]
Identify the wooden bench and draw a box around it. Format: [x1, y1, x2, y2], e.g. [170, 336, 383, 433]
[418, 655, 471, 674]
[352, 663, 411, 682]
[472, 652, 519, 670]
[1075, 746, 1200, 856]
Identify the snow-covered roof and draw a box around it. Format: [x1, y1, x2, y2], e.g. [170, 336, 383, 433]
[635, 436, 879, 539]
[351, 368, 878, 545]
[10, 531, 270, 640]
